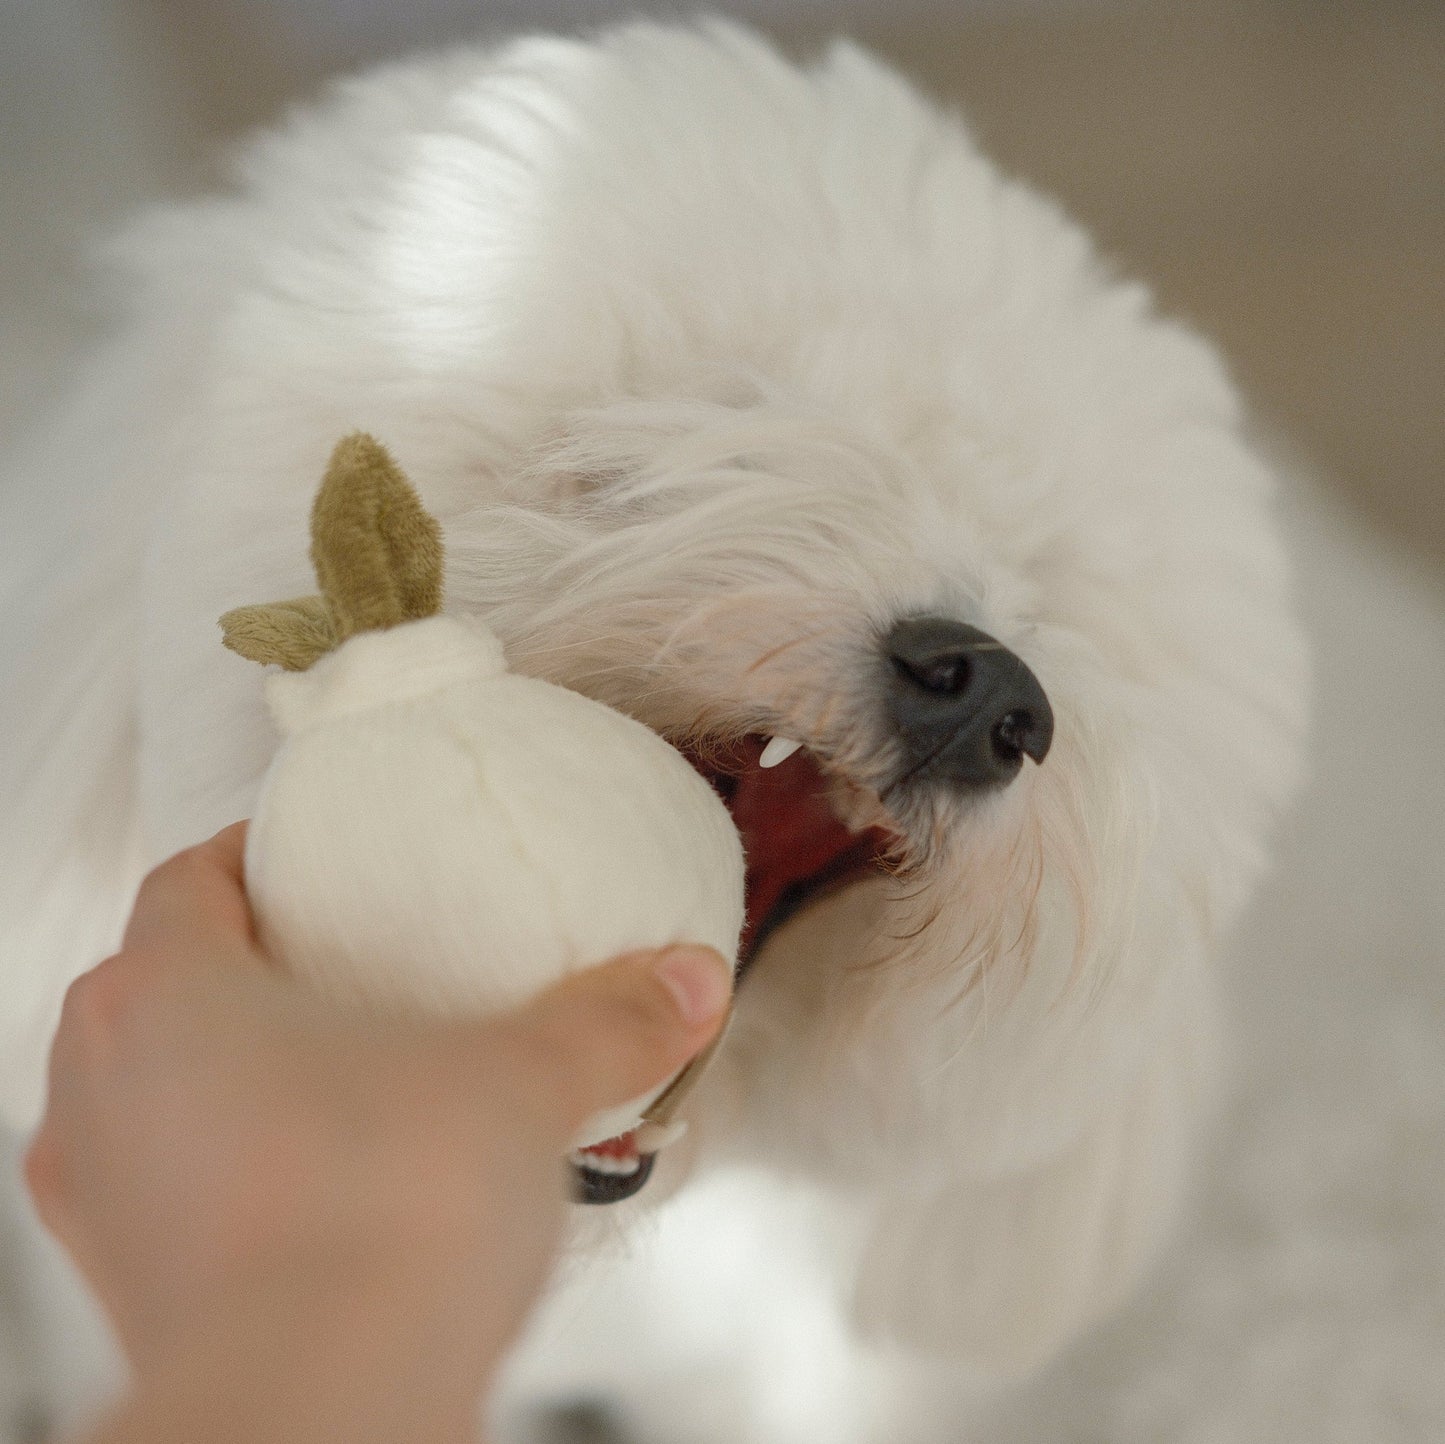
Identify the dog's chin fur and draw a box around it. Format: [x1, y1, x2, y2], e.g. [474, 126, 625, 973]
[0, 16, 1308, 1433]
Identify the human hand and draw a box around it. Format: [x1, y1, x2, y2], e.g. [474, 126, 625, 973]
[25, 823, 730, 1442]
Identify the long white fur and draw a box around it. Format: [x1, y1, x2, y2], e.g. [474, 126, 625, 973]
[0, 18, 1308, 1436]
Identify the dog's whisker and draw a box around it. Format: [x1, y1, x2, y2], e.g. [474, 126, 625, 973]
[742, 629, 835, 676]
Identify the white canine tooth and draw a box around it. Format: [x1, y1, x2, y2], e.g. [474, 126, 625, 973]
[759, 736, 803, 769]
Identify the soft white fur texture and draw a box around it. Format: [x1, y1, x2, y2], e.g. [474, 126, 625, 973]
[0, 19, 1308, 1440]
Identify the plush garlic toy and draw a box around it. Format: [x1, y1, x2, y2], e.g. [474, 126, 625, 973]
[221, 434, 745, 1201]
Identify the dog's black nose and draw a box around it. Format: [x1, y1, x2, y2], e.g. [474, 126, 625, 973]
[884, 616, 1053, 791]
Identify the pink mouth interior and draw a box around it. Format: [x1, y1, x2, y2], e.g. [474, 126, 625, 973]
[687, 735, 893, 962]
[574, 735, 892, 1172]
[575, 1130, 641, 1166]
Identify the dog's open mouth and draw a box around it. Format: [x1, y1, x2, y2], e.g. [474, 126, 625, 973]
[698, 734, 894, 970]
[568, 1131, 658, 1203]
[571, 733, 893, 1204]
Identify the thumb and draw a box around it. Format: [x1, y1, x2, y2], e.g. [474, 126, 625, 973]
[496, 946, 733, 1139]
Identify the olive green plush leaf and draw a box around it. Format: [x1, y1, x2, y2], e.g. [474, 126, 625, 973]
[218, 432, 446, 671]
[220, 595, 338, 672]
[309, 432, 444, 642]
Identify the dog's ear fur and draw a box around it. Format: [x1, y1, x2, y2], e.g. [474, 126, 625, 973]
[220, 434, 444, 670]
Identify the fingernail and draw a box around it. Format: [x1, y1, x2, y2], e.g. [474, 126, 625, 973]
[653, 948, 732, 1025]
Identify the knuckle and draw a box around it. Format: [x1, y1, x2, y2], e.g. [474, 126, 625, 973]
[58, 965, 106, 1036]
[59, 954, 143, 1042]
[22, 1134, 61, 1219]
[136, 851, 186, 900]
[135, 847, 209, 910]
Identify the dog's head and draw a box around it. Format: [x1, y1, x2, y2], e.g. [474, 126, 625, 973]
[435, 369, 1305, 1203]
[100, 21, 1305, 1206]
[237, 19, 1293, 1213]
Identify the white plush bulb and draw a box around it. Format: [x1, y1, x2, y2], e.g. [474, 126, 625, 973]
[245, 613, 745, 1149]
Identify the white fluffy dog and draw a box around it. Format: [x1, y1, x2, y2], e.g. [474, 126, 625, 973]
[0, 19, 1307, 1442]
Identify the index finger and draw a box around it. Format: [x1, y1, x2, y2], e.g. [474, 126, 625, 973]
[120, 822, 260, 972]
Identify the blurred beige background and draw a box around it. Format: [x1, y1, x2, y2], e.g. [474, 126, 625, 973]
[119, 0, 1445, 576]
[3, 0, 1442, 572]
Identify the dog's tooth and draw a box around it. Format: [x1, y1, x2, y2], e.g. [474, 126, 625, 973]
[592, 1154, 640, 1176]
[759, 736, 803, 768]
[570, 1148, 642, 1176]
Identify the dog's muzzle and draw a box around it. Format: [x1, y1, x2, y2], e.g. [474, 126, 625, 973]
[571, 615, 1052, 1207]
[884, 616, 1053, 792]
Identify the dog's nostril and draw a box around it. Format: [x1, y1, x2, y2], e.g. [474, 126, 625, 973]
[884, 616, 1054, 791]
[893, 651, 972, 696]
[991, 708, 1035, 762]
